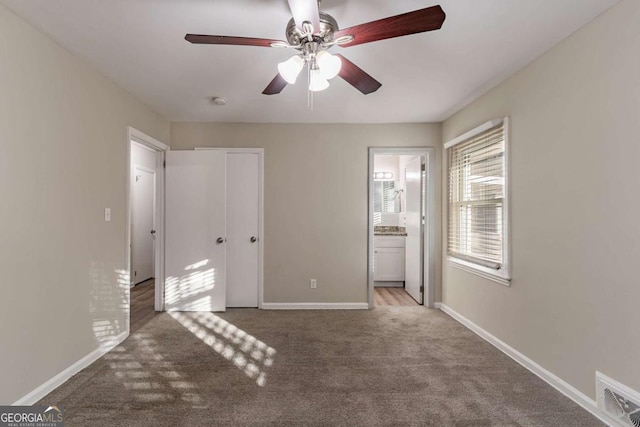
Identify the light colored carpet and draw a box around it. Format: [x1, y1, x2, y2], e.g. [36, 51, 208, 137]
[39, 307, 604, 426]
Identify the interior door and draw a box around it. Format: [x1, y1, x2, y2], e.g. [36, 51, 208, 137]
[165, 150, 226, 312]
[132, 166, 155, 285]
[226, 153, 259, 307]
[404, 156, 423, 304]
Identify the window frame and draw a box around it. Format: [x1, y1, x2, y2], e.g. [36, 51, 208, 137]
[445, 117, 511, 286]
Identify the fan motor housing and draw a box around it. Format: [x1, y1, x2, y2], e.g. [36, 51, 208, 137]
[285, 12, 339, 45]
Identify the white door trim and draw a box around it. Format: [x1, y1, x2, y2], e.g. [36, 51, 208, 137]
[129, 127, 170, 151]
[368, 147, 436, 309]
[126, 126, 170, 333]
[194, 147, 265, 309]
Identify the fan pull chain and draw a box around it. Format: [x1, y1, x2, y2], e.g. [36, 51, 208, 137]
[307, 64, 310, 108]
[307, 63, 313, 110]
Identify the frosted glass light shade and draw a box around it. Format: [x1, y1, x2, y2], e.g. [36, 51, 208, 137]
[316, 51, 342, 80]
[309, 68, 329, 92]
[278, 56, 304, 84]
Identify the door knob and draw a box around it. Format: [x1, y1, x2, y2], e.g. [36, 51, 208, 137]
[150, 230, 156, 235]
[216, 237, 225, 244]
[250, 236, 257, 243]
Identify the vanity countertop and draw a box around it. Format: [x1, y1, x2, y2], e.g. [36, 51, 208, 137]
[374, 226, 407, 236]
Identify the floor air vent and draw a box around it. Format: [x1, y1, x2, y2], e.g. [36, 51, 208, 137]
[597, 372, 640, 427]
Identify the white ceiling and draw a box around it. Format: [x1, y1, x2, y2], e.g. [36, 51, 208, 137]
[1, 0, 618, 123]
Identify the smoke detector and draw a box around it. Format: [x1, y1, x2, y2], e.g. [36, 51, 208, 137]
[211, 96, 227, 106]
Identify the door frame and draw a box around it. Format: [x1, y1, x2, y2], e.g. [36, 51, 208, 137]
[367, 147, 436, 309]
[131, 163, 157, 285]
[194, 147, 265, 309]
[126, 126, 170, 334]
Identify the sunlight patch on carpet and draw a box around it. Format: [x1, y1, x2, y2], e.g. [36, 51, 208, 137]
[169, 311, 276, 386]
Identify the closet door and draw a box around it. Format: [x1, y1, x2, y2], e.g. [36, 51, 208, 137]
[226, 153, 259, 307]
[165, 150, 226, 312]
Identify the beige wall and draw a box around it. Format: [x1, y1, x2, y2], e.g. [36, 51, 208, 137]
[442, 0, 640, 399]
[171, 123, 442, 304]
[0, 5, 169, 403]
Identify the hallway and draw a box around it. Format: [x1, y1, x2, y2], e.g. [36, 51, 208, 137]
[130, 279, 157, 333]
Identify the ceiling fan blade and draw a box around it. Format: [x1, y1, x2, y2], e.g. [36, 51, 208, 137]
[334, 5, 446, 48]
[262, 74, 288, 95]
[185, 34, 284, 48]
[287, 0, 320, 32]
[335, 54, 381, 95]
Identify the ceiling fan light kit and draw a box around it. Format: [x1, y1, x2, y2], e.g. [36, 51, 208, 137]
[185, 1, 446, 98]
[278, 43, 343, 91]
[316, 51, 341, 80]
[278, 55, 305, 84]
[309, 67, 329, 92]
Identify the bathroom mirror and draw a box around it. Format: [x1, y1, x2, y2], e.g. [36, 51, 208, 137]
[374, 181, 402, 213]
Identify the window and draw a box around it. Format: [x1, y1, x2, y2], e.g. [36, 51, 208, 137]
[446, 118, 510, 284]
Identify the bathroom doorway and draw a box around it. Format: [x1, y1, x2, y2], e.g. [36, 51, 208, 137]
[368, 148, 435, 308]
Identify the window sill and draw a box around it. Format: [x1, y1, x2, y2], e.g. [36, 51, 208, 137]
[448, 257, 511, 287]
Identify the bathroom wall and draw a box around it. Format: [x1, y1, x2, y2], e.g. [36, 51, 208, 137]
[374, 155, 401, 226]
[373, 155, 400, 179]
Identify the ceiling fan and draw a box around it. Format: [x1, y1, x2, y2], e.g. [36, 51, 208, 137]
[185, 1, 446, 95]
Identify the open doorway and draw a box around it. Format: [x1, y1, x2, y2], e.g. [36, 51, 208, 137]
[368, 148, 435, 309]
[131, 144, 156, 287]
[126, 127, 169, 333]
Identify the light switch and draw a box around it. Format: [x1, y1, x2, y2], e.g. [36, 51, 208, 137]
[104, 208, 111, 222]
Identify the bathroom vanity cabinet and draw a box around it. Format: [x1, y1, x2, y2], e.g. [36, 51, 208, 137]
[373, 236, 406, 282]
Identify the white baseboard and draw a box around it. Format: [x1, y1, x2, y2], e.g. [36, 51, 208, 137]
[439, 304, 610, 425]
[262, 302, 369, 310]
[433, 302, 442, 309]
[12, 331, 128, 405]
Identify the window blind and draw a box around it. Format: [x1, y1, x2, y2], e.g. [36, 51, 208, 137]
[448, 123, 505, 270]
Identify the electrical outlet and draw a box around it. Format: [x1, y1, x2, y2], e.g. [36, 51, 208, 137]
[310, 279, 317, 289]
[104, 208, 111, 222]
